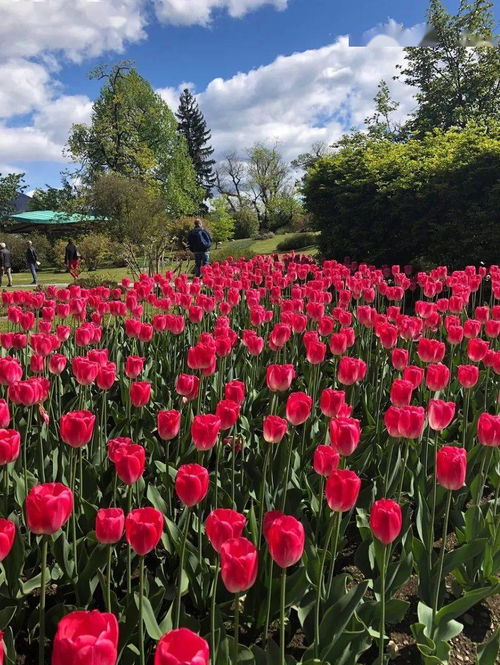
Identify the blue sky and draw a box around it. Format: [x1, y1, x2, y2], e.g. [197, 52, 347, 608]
[0, 0, 494, 192]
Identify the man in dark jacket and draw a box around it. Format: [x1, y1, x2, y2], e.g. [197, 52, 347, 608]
[26, 240, 39, 285]
[64, 239, 81, 279]
[187, 219, 212, 277]
[0, 243, 13, 287]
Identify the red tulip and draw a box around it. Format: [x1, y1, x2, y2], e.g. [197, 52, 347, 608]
[320, 389, 348, 418]
[107, 437, 132, 463]
[114, 442, 146, 485]
[0, 519, 15, 561]
[329, 332, 348, 356]
[8, 377, 49, 406]
[337, 356, 367, 385]
[286, 392, 312, 426]
[325, 469, 361, 511]
[0, 357, 22, 385]
[125, 507, 164, 556]
[457, 365, 479, 389]
[306, 339, 327, 364]
[398, 406, 425, 439]
[220, 536, 258, 593]
[175, 373, 200, 400]
[436, 446, 467, 491]
[417, 338, 445, 363]
[97, 362, 116, 390]
[391, 348, 409, 371]
[60, 410, 96, 448]
[447, 325, 464, 345]
[263, 415, 288, 443]
[0, 429, 20, 464]
[215, 399, 240, 430]
[425, 363, 450, 391]
[263, 510, 285, 542]
[477, 413, 500, 447]
[369, 499, 402, 544]
[154, 628, 209, 665]
[402, 365, 424, 389]
[52, 610, 118, 665]
[157, 410, 181, 440]
[187, 343, 216, 370]
[313, 445, 340, 476]
[0, 400, 9, 429]
[191, 414, 221, 451]
[467, 338, 489, 362]
[266, 364, 296, 392]
[25, 483, 73, 534]
[72, 357, 99, 386]
[224, 380, 245, 404]
[175, 464, 209, 506]
[30, 354, 44, 373]
[205, 508, 247, 553]
[428, 399, 456, 431]
[390, 379, 414, 407]
[95, 508, 125, 544]
[49, 354, 67, 375]
[125, 355, 145, 379]
[329, 417, 361, 456]
[266, 515, 305, 568]
[130, 381, 151, 407]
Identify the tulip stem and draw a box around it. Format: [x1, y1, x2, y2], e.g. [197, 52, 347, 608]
[326, 509, 342, 599]
[432, 490, 452, 621]
[378, 544, 388, 665]
[264, 557, 274, 646]
[3, 464, 9, 515]
[106, 544, 112, 612]
[315, 476, 325, 542]
[139, 556, 145, 665]
[280, 427, 296, 512]
[127, 485, 132, 595]
[210, 557, 220, 661]
[462, 389, 470, 449]
[175, 507, 191, 628]
[38, 535, 48, 665]
[233, 592, 240, 665]
[428, 434, 439, 570]
[396, 440, 409, 505]
[214, 441, 221, 509]
[314, 511, 338, 658]
[71, 449, 78, 576]
[257, 446, 271, 550]
[280, 567, 287, 665]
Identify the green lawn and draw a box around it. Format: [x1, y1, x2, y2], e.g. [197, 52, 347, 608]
[4, 233, 318, 288]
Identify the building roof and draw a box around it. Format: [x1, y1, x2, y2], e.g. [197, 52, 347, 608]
[9, 210, 99, 225]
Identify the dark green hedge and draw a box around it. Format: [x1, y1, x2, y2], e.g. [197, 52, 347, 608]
[302, 123, 500, 268]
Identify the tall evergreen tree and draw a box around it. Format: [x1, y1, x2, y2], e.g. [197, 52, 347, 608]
[176, 89, 216, 199]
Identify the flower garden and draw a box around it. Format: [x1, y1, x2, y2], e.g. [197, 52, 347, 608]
[0, 254, 497, 664]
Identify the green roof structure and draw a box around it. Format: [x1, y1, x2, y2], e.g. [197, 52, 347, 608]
[4, 210, 103, 234]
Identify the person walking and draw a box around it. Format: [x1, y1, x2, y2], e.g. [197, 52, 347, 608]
[187, 219, 212, 277]
[0, 243, 13, 287]
[64, 239, 81, 280]
[26, 240, 39, 285]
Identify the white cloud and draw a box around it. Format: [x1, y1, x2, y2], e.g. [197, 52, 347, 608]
[157, 82, 196, 112]
[0, 0, 147, 61]
[0, 59, 55, 119]
[363, 19, 427, 47]
[196, 37, 416, 161]
[154, 0, 288, 26]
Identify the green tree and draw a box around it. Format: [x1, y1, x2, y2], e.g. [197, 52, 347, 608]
[88, 173, 174, 276]
[303, 121, 500, 268]
[364, 79, 401, 140]
[29, 178, 76, 211]
[176, 88, 216, 200]
[67, 62, 203, 217]
[208, 197, 235, 243]
[400, 0, 500, 136]
[0, 172, 25, 218]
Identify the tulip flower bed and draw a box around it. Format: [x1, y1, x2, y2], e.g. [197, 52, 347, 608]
[0, 255, 497, 665]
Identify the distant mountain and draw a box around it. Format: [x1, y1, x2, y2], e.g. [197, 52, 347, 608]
[12, 192, 32, 214]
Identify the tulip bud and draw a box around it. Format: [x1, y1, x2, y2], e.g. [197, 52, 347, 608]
[369, 499, 402, 545]
[325, 469, 361, 512]
[266, 515, 305, 568]
[175, 464, 209, 507]
[436, 446, 467, 491]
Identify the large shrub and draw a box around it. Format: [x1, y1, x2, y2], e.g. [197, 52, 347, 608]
[232, 207, 259, 239]
[0, 233, 51, 272]
[303, 122, 500, 268]
[276, 232, 318, 252]
[78, 233, 124, 271]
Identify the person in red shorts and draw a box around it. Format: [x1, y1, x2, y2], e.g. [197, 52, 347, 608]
[64, 239, 81, 279]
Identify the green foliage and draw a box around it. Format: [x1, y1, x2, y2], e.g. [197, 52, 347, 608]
[176, 88, 216, 200]
[0, 173, 25, 218]
[51, 238, 69, 271]
[232, 206, 259, 239]
[78, 233, 124, 271]
[364, 79, 402, 141]
[303, 121, 500, 267]
[276, 232, 318, 252]
[399, 0, 500, 136]
[208, 197, 235, 243]
[266, 193, 307, 232]
[67, 63, 203, 217]
[29, 179, 76, 212]
[210, 244, 256, 262]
